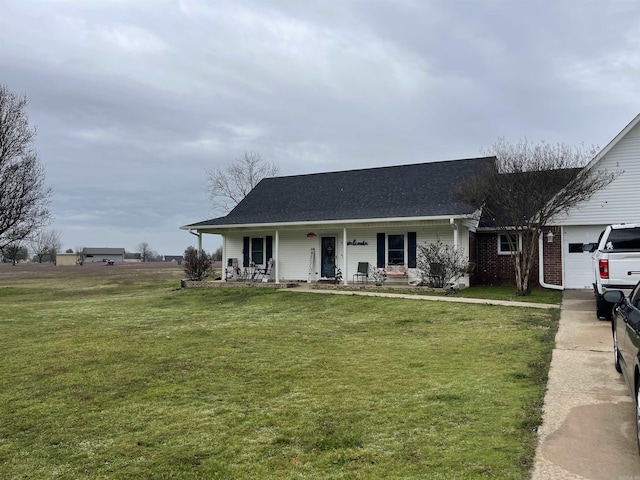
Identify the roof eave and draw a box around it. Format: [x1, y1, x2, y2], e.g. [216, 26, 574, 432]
[181, 213, 479, 233]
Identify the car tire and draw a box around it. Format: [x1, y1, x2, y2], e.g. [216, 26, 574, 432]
[636, 385, 640, 455]
[596, 293, 612, 321]
[613, 322, 622, 373]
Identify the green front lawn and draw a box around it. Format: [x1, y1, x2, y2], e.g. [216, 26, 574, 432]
[0, 265, 558, 479]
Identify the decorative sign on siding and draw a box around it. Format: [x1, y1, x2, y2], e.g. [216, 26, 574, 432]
[347, 240, 369, 246]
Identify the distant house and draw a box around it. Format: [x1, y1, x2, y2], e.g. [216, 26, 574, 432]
[55, 253, 78, 266]
[82, 248, 125, 264]
[164, 255, 184, 264]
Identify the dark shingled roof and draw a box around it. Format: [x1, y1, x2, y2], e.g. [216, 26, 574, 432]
[184, 157, 495, 228]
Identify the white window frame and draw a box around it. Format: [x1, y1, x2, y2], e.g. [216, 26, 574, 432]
[387, 233, 406, 266]
[497, 233, 522, 255]
[250, 237, 264, 266]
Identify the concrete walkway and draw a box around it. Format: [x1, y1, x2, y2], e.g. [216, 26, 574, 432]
[532, 289, 640, 479]
[286, 284, 558, 309]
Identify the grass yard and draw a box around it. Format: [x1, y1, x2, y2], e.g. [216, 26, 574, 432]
[0, 263, 559, 479]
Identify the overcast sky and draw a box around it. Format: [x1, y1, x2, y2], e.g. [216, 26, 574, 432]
[1, 0, 639, 255]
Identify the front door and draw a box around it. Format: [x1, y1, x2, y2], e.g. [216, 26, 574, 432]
[321, 237, 336, 278]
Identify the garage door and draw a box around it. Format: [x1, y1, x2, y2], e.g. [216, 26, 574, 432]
[562, 225, 605, 289]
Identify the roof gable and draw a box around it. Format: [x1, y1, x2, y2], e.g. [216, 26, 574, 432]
[184, 157, 495, 228]
[551, 113, 640, 226]
[582, 113, 640, 173]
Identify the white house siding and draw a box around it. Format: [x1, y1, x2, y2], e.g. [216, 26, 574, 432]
[562, 225, 604, 289]
[551, 120, 640, 289]
[221, 222, 467, 283]
[553, 121, 640, 227]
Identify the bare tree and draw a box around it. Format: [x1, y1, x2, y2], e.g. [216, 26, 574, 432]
[29, 228, 62, 263]
[75, 246, 85, 266]
[455, 138, 615, 295]
[3, 241, 28, 265]
[0, 84, 52, 251]
[136, 242, 157, 262]
[207, 152, 279, 213]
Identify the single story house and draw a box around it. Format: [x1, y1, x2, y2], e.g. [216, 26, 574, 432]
[181, 113, 640, 289]
[164, 255, 184, 264]
[181, 157, 494, 285]
[82, 247, 125, 264]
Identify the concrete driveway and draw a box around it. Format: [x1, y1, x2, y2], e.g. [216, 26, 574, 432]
[532, 289, 640, 479]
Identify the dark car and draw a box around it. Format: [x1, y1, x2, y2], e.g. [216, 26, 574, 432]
[604, 284, 640, 453]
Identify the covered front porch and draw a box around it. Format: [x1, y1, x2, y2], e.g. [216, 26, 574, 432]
[186, 217, 475, 287]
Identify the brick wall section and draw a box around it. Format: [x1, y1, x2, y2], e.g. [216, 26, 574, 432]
[474, 232, 540, 286]
[541, 226, 562, 286]
[468, 231, 477, 286]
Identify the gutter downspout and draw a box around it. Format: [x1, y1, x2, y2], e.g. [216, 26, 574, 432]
[538, 232, 563, 290]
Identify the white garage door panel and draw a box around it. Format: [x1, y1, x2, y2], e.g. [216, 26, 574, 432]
[562, 226, 605, 289]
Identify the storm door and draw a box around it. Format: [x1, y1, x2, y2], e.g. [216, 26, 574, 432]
[321, 237, 336, 278]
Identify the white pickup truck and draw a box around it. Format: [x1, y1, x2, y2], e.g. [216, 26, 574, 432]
[586, 224, 640, 320]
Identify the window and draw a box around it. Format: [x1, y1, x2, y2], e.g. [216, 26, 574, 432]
[568, 243, 584, 253]
[251, 238, 264, 265]
[606, 227, 640, 250]
[498, 233, 521, 255]
[388, 234, 405, 265]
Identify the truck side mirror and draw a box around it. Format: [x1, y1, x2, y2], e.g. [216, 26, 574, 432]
[582, 243, 597, 253]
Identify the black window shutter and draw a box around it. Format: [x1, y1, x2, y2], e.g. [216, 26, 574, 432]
[266, 236, 273, 261]
[408, 232, 417, 268]
[243, 237, 250, 267]
[377, 233, 385, 268]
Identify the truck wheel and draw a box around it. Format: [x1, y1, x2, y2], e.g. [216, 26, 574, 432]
[596, 293, 612, 321]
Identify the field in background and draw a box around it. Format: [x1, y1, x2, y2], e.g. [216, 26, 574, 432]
[0, 262, 558, 479]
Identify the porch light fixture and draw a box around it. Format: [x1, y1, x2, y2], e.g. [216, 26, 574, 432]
[546, 231, 554, 243]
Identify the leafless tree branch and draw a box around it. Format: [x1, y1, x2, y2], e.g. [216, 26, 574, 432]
[206, 152, 279, 214]
[0, 84, 52, 251]
[455, 138, 616, 295]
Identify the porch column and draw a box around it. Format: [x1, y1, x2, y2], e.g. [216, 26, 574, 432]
[198, 232, 203, 253]
[275, 229, 280, 284]
[222, 235, 226, 279]
[451, 218, 459, 249]
[343, 227, 348, 285]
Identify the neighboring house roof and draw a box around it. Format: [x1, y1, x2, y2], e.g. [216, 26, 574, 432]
[183, 157, 495, 229]
[83, 248, 125, 256]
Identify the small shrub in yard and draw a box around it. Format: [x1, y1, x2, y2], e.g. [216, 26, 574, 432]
[416, 240, 469, 288]
[183, 246, 212, 280]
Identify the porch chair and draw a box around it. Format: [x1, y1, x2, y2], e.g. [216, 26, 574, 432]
[253, 258, 274, 282]
[353, 262, 369, 284]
